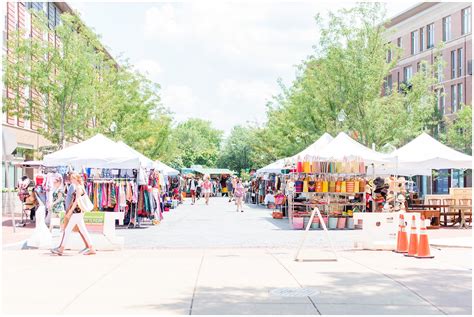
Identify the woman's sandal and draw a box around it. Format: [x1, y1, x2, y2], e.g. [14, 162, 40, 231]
[50, 248, 63, 256]
[83, 250, 96, 256]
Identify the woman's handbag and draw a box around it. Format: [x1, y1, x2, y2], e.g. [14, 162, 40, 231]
[77, 186, 94, 212]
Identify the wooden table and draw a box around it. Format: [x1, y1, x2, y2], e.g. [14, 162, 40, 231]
[450, 205, 472, 229]
[406, 207, 442, 229]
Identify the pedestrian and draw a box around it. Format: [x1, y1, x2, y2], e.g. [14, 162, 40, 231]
[49, 175, 65, 231]
[63, 173, 91, 249]
[202, 175, 212, 205]
[226, 176, 234, 202]
[220, 177, 227, 196]
[234, 178, 246, 212]
[196, 177, 203, 200]
[17, 175, 31, 203]
[51, 173, 96, 256]
[188, 176, 197, 205]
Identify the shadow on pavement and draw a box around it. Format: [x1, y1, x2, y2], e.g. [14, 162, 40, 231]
[124, 267, 472, 315]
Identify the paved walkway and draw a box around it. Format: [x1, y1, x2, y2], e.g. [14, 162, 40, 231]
[2, 247, 471, 315]
[2, 197, 472, 315]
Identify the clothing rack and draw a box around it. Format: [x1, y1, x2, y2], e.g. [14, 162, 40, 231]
[86, 176, 139, 228]
[87, 178, 135, 181]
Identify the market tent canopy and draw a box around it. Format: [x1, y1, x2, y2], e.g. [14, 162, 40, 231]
[318, 132, 389, 164]
[116, 141, 154, 169]
[256, 159, 287, 174]
[388, 132, 473, 170]
[154, 160, 180, 176]
[288, 133, 334, 162]
[43, 134, 141, 169]
[192, 166, 235, 176]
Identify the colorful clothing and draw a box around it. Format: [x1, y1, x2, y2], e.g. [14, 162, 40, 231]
[51, 188, 65, 213]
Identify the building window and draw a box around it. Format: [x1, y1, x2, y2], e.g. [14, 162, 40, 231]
[458, 83, 463, 108]
[457, 48, 463, 77]
[427, 23, 434, 48]
[27, 2, 44, 12]
[384, 75, 392, 95]
[468, 59, 473, 75]
[411, 30, 419, 55]
[451, 50, 457, 79]
[443, 16, 452, 42]
[397, 37, 402, 48]
[462, 7, 472, 35]
[386, 45, 392, 63]
[403, 66, 413, 82]
[438, 88, 445, 115]
[419, 27, 425, 52]
[451, 84, 457, 112]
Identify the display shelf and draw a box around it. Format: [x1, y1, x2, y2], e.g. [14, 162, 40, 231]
[295, 192, 365, 195]
[290, 172, 365, 176]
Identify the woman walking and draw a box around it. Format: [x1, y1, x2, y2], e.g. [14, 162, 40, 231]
[49, 175, 65, 231]
[234, 178, 246, 212]
[51, 173, 96, 256]
[188, 176, 197, 205]
[202, 175, 212, 205]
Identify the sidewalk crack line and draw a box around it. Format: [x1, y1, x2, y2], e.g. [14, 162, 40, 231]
[189, 251, 205, 315]
[268, 250, 321, 315]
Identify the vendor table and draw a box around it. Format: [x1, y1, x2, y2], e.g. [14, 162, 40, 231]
[450, 205, 472, 229]
[406, 206, 442, 229]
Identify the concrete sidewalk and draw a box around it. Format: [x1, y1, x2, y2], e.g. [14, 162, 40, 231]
[2, 247, 471, 315]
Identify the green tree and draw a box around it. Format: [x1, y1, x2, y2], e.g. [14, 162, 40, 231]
[217, 125, 256, 175]
[170, 119, 223, 168]
[251, 3, 445, 168]
[442, 105, 472, 155]
[3, 10, 175, 160]
[3, 12, 108, 148]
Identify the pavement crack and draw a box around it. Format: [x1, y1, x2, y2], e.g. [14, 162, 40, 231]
[189, 251, 205, 315]
[268, 250, 322, 315]
[59, 254, 132, 313]
[341, 255, 448, 316]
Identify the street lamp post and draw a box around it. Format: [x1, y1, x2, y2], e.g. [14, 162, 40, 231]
[337, 109, 346, 132]
[110, 121, 117, 138]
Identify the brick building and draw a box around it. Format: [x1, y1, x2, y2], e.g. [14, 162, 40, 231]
[385, 2, 472, 194]
[2, 2, 113, 188]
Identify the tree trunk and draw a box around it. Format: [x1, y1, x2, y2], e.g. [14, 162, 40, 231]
[60, 102, 65, 149]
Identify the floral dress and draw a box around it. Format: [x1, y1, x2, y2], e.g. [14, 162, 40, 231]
[51, 188, 65, 214]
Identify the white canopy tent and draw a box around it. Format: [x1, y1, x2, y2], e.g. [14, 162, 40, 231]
[318, 132, 389, 164]
[288, 132, 334, 162]
[388, 132, 472, 170]
[154, 160, 180, 176]
[43, 134, 141, 169]
[256, 158, 287, 174]
[116, 141, 154, 169]
[257, 133, 334, 174]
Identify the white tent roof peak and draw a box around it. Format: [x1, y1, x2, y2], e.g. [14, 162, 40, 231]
[391, 132, 472, 169]
[290, 132, 334, 161]
[153, 160, 179, 176]
[43, 134, 141, 169]
[318, 132, 388, 164]
[116, 141, 154, 169]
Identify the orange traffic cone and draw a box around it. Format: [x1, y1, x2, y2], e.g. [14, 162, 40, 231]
[394, 214, 408, 253]
[416, 216, 434, 259]
[405, 215, 418, 257]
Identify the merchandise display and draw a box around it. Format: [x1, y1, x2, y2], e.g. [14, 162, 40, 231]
[286, 158, 367, 230]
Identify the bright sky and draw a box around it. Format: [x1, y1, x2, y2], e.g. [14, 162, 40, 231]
[71, 1, 415, 134]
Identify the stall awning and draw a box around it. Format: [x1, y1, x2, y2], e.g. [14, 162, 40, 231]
[192, 167, 235, 176]
[288, 132, 334, 162]
[388, 132, 473, 170]
[318, 132, 389, 164]
[116, 141, 154, 169]
[43, 134, 141, 169]
[154, 160, 180, 176]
